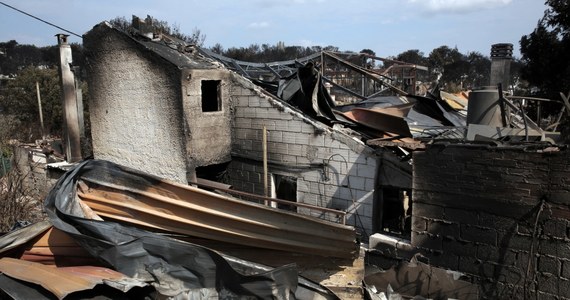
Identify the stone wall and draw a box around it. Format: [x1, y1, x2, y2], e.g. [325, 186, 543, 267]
[412, 143, 570, 299]
[227, 75, 378, 236]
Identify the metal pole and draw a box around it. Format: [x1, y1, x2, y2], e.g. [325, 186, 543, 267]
[263, 126, 268, 202]
[36, 81, 45, 139]
[536, 101, 542, 125]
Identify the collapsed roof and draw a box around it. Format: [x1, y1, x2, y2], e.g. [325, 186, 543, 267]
[0, 160, 347, 299]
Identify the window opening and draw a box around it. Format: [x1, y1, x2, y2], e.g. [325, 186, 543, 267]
[201, 80, 221, 112]
[271, 174, 297, 212]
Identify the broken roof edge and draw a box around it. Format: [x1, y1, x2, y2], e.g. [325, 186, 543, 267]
[424, 140, 564, 152]
[229, 71, 377, 158]
[84, 21, 221, 71]
[85, 19, 375, 158]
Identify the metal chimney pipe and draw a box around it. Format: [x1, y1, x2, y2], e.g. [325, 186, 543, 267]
[489, 43, 513, 90]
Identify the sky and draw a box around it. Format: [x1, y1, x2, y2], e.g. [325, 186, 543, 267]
[0, 0, 548, 58]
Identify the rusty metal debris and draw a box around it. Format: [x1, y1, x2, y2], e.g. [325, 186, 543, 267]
[0, 160, 346, 299]
[74, 160, 356, 258]
[341, 108, 412, 137]
[0, 258, 147, 299]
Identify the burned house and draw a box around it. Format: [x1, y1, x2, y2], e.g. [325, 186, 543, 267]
[2, 14, 561, 298]
[83, 19, 413, 237]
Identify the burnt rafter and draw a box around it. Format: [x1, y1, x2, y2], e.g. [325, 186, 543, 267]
[199, 48, 426, 98]
[322, 51, 409, 96]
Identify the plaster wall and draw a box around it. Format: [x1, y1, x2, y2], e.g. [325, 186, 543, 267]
[181, 69, 232, 167]
[84, 28, 188, 182]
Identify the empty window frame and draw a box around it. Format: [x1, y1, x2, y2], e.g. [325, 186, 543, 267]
[201, 80, 221, 112]
[374, 187, 412, 238]
[271, 174, 297, 212]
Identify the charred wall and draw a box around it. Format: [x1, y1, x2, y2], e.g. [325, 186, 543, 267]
[227, 74, 378, 236]
[180, 69, 233, 170]
[84, 24, 188, 183]
[84, 24, 234, 184]
[412, 144, 570, 299]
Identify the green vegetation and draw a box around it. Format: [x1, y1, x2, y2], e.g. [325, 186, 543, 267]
[520, 0, 570, 100]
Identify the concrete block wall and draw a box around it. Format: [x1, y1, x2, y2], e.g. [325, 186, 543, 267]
[227, 75, 378, 236]
[412, 144, 570, 299]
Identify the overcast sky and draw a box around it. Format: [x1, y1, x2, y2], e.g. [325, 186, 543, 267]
[0, 0, 547, 58]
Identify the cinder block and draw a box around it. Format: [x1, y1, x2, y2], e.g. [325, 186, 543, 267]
[347, 176, 366, 191]
[445, 207, 478, 226]
[425, 251, 459, 270]
[287, 144, 303, 157]
[458, 256, 480, 275]
[308, 135, 325, 147]
[543, 219, 567, 239]
[496, 265, 524, 286]
[365, 178, 375, 191]
[413, 202, 444, 220]
[562, 260, 570, 279]
[357, 164, 376, 179]
[240, 139, 252, 151]
[254, 107, 269, 118]
[411, 231, 442, 251]
[234, 117, 252, 129]
[412, 216, 427, 232]
[479, 213, 517, 230]
[274, 120, 288, 131]
[269, 131, 282, 143]
[301, 123, 315, 133]
[282, 132, 296, 144]
[538, 255, 561, 276]
[443, 239, 477, 258]
[287, 122, 303, 133]
[236, 95, 250, 107]
[235, 107, 256, 118]
[427, 220, 460, 238]
[558, 279, 570, 297]
[460, 224, 497, 246]
[281, 154, 296, 163]
[539, 238, 570, 258]
[294, 133, 310, 145]
[477, 245, 516, 266]
[537, 273, 559, 294]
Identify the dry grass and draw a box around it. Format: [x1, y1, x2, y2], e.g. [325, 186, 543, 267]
[0, 168, 46, 233]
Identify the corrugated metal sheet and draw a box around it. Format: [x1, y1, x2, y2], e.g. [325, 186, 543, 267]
[19, 227, 97, 266]
[342, 108, 412, 137]
[76, 167, 357, 258]
[39, 159, 342, 299]
[0, 258, 146, 299]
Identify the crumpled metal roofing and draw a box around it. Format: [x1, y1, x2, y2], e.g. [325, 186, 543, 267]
[0, 258, 147, 299]
[73, 160, 356, 259]
[33, 159, 342, 299]
[0, 159, 344, 299]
